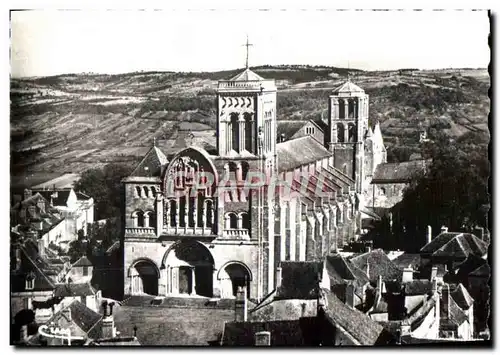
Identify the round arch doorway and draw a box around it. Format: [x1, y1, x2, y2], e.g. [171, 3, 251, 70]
[129, 259, 160, 296]
[218, 262, 252, 299]
[163, 240, 215, 297]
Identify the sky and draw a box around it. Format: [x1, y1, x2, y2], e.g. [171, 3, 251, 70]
[10, 9, 491, 77]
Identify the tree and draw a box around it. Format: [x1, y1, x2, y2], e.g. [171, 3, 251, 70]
[74, 163, 132, 221]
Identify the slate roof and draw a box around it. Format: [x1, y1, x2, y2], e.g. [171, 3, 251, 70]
[349, 249, 402, 283]
[441, 295, 468, 328]
[73, 256, 93, 267]
[371, 160, 429, 183]
[332, 80, 365, 95]
[229, 68, 265, 82]
[403, 280, 433, 296]
[450, 284, 474, 310]
[221, 318, 318, 346]
[129, 146, 169, 178]
[454, 254, 489, 279]
[45, 300, 103, 340]
[33, 190, 71, 207]
[276, 261, 323, 300]
[276, 136, 332, 173]
[325, 254, 369, 286]
[392, 253, 422, 270]
[470, 264, 490, 277]
[420, 232, 489, 259]
[311, 117, 328, 132]
[321, 289, 386, 345]
[54, 282, 98, 298]
[277, 120, 308, 140]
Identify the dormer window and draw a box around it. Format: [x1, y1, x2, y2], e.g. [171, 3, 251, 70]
[26, 272, 36, 290]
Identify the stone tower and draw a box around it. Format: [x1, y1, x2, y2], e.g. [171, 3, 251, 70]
[327, 79, 370, 195]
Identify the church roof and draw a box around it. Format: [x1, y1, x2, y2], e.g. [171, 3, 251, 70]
[229, 68, 265, 82]
[371, 159, 430, 183]
[332, 80, 365, 95]
[450, 283, 474, 310]
[129, 146, 169, 178]
[277, 120, 308, 140]
[276, 136, 332, 173]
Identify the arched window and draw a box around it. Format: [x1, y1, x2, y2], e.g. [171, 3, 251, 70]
[151, 186, 157, 197]
[133, 211, 145, 227]
[170, 200, 177, 227]
[244, 113, 254, 153]
[240, 212, 250, 229]
[348, 123, 356, 143]
[135, 186, 142, 198]
[342, 164, 348, 175]
[230, 113, 240, 153]
[348, 99, 355, 118]
[145, 211, 156, 228]
[143, 186, 149, 198]
[337, 123, 345, 143]
[225, 213, 238, 229]
[205, 200, 214, 228]
[339, 99, 346, 119]
[380, 187, 386, 195]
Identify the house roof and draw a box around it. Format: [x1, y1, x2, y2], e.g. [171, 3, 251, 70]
[129, 146, 169, 178]
[276, 120, 308, 140]
[33, 190, 71, 207]
[276, 261, 323, 300]
[332, 80, 365, 95]
[221, 318, 318, 346]
[349, 249, 402, 283]
[392, 253, 422, 270]
[45, 300, 103, 339]
[54, 282, 98, 298]
[276, 136, 332, 173]
[321, 289, 386, 345]
[310, 117, 328, 132]
[454, 254, 489, 279]
[325, 254, 369, 286]
[229, 68, 265, 82]
[470, 264, 490, 277]
[420, 232, 489, 259]
[73, 256, 93, 267]
[441, 295, 468, 328]
[371, 160, 430, 183]
[403, 280, 433, 296]
[450, 284, 474, 310]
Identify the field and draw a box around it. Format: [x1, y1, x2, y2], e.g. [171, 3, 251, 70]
[10, 66, 490, 188]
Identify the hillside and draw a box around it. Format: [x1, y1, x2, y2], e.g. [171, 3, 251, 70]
[10, 66, 490, 188]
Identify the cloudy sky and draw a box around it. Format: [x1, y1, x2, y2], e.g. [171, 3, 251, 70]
[10, 9, 490, 77]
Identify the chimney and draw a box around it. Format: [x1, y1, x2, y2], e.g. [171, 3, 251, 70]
[276, 267, 282, 289]
[255, 331, 271, 346]
[62, 307, 71, 321]
[345, 284, 355, 308]
[24, 189, 32, 201]
[430, 266, 438, 281]
[20, 325, 28, 342]
[426, 225, 432, 245]
[442, 284, 450, 320]
[101, 302, 117, 339]
[440, 226, 448, 234]
[37, 239, 45, 257]
[235, 286, 247, 322]
[402, 267, 414, 283]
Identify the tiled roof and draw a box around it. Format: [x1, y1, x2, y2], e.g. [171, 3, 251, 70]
[403, 280, 433, 296]
[276, 261, 322, 300]
[441, 295, 468, 327]
[450, 284, 474, 310]
[73, 256, 93, 267]
[54, 282, 98, 298]
[221, 318, 318, 346]
[45, 300, 103, 339]
[371, 160, 430, 183]
[420, 232, 488, 259]
[129, 146, 169, 178]
[276, 120, 308, 140]
[332, 80, 365, 95]
[325, 254, 369, 286]
[392, 253, 421, 270]
[276, 136, 332, 173]
[349, 249, 402, 283]
[321, 289, 386, 345]
[229, 68, 265, 81]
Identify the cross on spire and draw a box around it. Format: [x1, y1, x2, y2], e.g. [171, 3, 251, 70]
[242, 35, 254, 69]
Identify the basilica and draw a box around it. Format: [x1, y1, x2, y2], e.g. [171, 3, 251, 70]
[122, 62, 387, 302]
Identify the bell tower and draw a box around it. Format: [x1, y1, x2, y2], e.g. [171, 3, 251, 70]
[216, 38, 277, 171]
[327, 79, 369, 194]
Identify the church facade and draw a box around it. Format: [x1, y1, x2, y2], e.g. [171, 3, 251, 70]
[121, 67, 387, 302]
